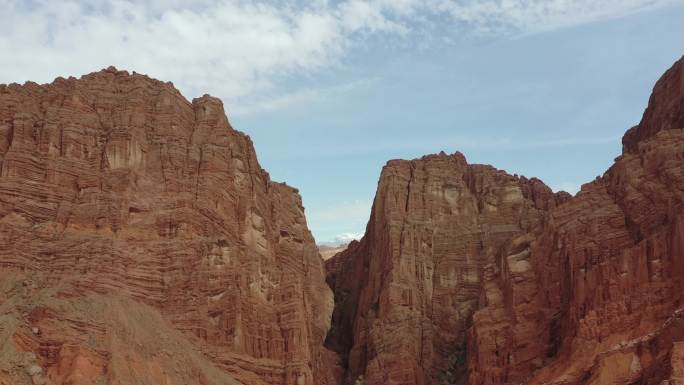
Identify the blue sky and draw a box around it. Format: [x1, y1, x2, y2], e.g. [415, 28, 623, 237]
[2, 1, 684, 243]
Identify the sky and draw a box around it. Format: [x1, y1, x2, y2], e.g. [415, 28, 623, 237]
[2, 1, 684, 244]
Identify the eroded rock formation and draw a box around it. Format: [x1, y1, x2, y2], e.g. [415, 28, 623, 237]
[327, 56, 684, 385]
[318, 244, 349, 261]
[0, 68, 336, 385]
[325, 152, 569, 384]
[468, 55, 684, 385]
[3, 55, 684, 385]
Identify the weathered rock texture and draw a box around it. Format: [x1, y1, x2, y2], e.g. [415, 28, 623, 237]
[0, 68, 335, 385]
[0, 271, 243, 385]
[327, 56, 684, 385]
[468, 55, 684, 385]
[325, 152, 569, 384]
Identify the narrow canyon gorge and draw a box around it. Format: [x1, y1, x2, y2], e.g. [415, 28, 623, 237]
[1, 55, 684, 385]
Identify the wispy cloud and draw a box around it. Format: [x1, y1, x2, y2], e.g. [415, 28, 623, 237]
[431, 0, 682, 35]
[230, 77, 381, 116]
[334, 232, 364, 243]
[0, 0, 678, 114]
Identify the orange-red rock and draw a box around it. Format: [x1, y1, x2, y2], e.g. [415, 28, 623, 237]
[325, 152, 568, 385]
[0, 68, 336, 385]
[327, 56, 684, 385]
[4, 55, 684, 385]
[468, 55, 684, 385]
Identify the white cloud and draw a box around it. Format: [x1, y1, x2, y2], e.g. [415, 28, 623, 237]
[0, 0, 392, 112]
[0, 1, 346, 103]
[338, 1, 408, 34]
[0, 0, 678, 114]
[334, 232, 364, 243]
[231, 76, 380, 116]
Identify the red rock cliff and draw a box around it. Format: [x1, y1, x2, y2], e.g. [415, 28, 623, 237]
[325, 152, 568, 385]
[0, 68, 336, 385]
[327, 56, 684, 385]
[468, 55, 684, 385]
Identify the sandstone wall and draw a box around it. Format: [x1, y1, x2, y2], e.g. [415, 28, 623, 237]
[0, 67, 336, 385]
[469, 55, 684, 385]
[328, 56, 684, 385]
[326, 152, 567, 385]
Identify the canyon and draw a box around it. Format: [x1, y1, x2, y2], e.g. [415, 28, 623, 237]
[0, 54, 683, 385]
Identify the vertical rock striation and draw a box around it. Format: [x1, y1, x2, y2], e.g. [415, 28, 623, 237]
[325, 152, 567, 384]
[0, 68, 336, 385]
[3, 54, 684, 385]
[468, 55, 684, 385]
[327, 55, 684, 385]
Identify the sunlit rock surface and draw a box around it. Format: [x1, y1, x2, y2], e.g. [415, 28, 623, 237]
[0, 67, 336, 385]
[327, 56, 684, 385]
[325, 151, 567, 385]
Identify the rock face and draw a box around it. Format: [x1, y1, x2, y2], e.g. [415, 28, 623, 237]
[0, 271, 244, 385]
[0, 68, 335, 385]
[327, 56, 684, 385]
[3, 57, 684, 385]
[468, 55, 684, 385]
[325, 152, 568, 384]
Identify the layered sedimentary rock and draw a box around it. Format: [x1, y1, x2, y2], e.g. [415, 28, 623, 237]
[0, 68, 335, 385]
[327, 55, 684, 385]
[0, 271, 243, 385]
[325, 152, 569, 384]
[3, 56, 684, 385]
[468, 55, 684, 385]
